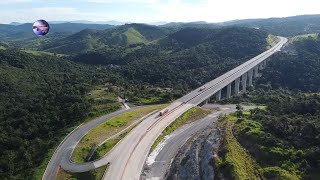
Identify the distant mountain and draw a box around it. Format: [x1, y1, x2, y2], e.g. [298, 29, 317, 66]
[41, 23, 167, 54]
[219, 14, 320, 36]
[9, 22, 22, 26]
[50, 20, 127, 25]
[0, 23, 115, 42]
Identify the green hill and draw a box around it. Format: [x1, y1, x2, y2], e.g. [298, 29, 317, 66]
[42, 23, 167, 54]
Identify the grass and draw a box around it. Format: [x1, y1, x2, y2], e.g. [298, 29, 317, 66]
[266, 34, 280, 49]
[123, 27, 147, 45]
[290, 33, 318, 42]
[86, 86, 122, 120]
[72, 104, 167, 163]
[149, 106, 212, 153]
[219, 114, 262, 180]
[22, 49, 65, 57]
[33, 86, 122, 179]
[216, 109, 301, 180]
[131, 96, 164, 105]
[56, 165, 107, 180]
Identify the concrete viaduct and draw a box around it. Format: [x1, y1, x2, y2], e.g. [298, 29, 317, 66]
[176, 36, 288, 106]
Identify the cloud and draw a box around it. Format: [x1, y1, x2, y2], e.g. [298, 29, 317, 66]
[87, 0, 159, 4]
[0, 0, 32, 4]
[0, 0, 320, 23]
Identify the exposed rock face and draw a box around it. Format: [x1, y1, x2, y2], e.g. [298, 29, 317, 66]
[166, 125, 221, 180]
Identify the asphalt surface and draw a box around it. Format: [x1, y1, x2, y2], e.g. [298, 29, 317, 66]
[143, 104, 258, 180]
[177, 37, 288, 105]
[43, 37, 287, 180]
[42, 107, 138, 180]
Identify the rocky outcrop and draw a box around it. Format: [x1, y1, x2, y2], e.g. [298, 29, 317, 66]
[166, 125, 221, 180]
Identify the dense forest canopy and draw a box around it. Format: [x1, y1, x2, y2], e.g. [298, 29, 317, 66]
[0, 49, 124, 179]
[221, 36, 320, 179]
[1, 17, 320, 179]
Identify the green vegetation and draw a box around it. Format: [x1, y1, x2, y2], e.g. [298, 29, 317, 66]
[216, 114, 261, 180]
[123, 27, 148, 45]
[72, 104, 166, 163]
[218, 36, 320, 179]
[290, 33, 318, 42]
[266, 34, 280, 49]
[86, 86, 121, 119]
[21, 49, 65, 57]
[91, 134, 124, 160]
[150, 107, 212, 153]
[0, 24, 284, 180]
[0, 49, 128, 179]
[57, 165, 107, 180]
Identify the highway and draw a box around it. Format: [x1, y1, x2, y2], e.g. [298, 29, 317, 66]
[143, 104, 258, 180]
[103, 37, 287, 180]
[43, 37, 287, 180]
[42, 107, 139, 180]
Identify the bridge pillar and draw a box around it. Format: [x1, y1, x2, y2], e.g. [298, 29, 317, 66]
[254, 66, 259, 78]
[248, 69, 253, 86]
[226, 83, 232, 98]
[242, 73, 247, 93]
[259, 63, 264, 70]
[216, 90, 222, 101]
[263, 60, 267, 67]
[235, 78, 240, 95]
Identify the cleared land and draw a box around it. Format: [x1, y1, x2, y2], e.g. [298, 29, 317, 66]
[72, 104, 167, 163]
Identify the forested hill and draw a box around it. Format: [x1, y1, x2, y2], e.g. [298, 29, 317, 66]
[0, 49, 122, 179]
[218, 35, 320, 179]
[220, 14, 320, 36]
[257, 34, 320, 92]
[73, 27, 268, 89]
[41, 23, 168, 54]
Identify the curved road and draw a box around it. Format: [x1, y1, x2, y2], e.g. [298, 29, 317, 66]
[42, 107, 139, 180]
[43, 37, 287, 180]
[143, 104, 258, 180]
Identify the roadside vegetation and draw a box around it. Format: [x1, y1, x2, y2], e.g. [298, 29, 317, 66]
[86, 85, 121, 119]
[216, 109, 301, 179]
[56, 165, 107, 180]
[266, 34, 280, 49]
[215, 113, 262, 179]
[150, 106, 212, 153]
[72, 104, 167, 163]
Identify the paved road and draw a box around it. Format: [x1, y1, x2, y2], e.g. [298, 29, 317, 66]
[43, 37, 287, 180]
[42, 107, 139, 180]
[103, 37, 287, 180]
[143, 104, 258, 180]
[177, 37, 288, 105]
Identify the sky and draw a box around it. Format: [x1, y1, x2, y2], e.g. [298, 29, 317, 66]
[0, 0, 320, 24]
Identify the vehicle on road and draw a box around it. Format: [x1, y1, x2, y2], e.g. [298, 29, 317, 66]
[159, 109, 169, 116]
[199, 86, 206, 91]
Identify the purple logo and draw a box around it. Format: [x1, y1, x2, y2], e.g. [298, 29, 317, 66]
[33, 20, 49, 36]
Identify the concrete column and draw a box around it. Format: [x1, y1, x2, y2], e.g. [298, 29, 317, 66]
[226, 83, 232, 98]
[242, 73, 247, 93]
[235, 78, 240, 95]
[254, 66, 259, 78]
[216, 90, 222, 101]
[259, 63, 264, 70]
[248, 69, 253, 86]
[263, 60, 267, 67]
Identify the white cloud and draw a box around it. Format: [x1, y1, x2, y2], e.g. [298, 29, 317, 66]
[0, 0, 320, 23]
[0, 0, 32, 4]
[87, 0, 159, 4]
